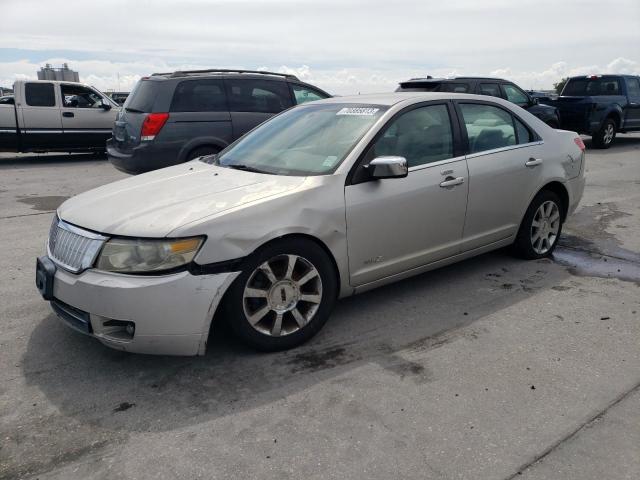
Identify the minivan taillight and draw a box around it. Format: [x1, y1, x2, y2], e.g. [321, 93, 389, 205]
[574, 137, 586, 151]
[141, 113, 169, 141]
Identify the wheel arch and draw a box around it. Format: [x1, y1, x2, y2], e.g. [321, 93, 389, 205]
[178, 137, 227, 163]
[535, 181, 570, 221]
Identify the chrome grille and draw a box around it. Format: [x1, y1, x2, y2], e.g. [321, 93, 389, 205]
[48, 217, 108, 273]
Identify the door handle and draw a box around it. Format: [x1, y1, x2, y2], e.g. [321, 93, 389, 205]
[439, 176, 465, 188]
[62, 112, 74, 118]
[525, 158, 543, 167]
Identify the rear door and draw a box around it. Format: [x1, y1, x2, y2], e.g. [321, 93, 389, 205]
[455, 100, 544, 251]
[20, 82, 63, 150]
[59, 84, 118, 148]
[624, 77, 640, 129]
[345, 102, 468, 286]
[224, 78, 293, 139]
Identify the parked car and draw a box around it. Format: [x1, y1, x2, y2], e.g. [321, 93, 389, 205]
[37, 92, 585, 356]
[527, 90, 557, 102]
[543, 74, 640, 148]
[107, 69, 331, 174]
[397, 77, 561, 128]
[0, 80, 119, 153]
[0, 95, 14, 105]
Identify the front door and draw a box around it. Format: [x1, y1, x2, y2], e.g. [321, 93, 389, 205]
[624, 77, 640, 129]
[59, 84, 117, 149]
[345, 103, 469, 286]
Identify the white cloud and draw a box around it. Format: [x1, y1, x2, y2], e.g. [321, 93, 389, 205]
[1, 57, 639, 95]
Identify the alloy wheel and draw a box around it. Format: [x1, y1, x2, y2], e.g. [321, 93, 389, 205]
[242, 254, 323, 337]
[603, 123, 615, 145]
[530, 200, 561, 254]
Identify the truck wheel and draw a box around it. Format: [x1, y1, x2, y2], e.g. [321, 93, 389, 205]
[592, 118, 616, 149]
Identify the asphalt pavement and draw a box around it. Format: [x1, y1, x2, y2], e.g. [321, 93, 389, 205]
[1, 135, 639, 479]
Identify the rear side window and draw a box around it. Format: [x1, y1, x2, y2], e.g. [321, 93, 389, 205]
[291, 85, 328, 104]
[25, 83, 55, 107]
[226, 79, 293, 113]
[459, 103, 517, 153]
[442, 83, 470, 93]
[514, 117, 533, 144]
[124, 80, 158, 113]
[170, 79, 227, 112]
[626, 78, 640, 97]
[479, 83, 502, 98]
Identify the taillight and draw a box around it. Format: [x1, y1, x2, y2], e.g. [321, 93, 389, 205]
[141, 113, 169, 141]
[574, 137, 586, 151]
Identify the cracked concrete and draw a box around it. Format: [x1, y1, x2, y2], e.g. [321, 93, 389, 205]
[1, 135, 639, 479]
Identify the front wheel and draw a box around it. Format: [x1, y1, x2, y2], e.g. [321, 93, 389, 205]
[513, 190, 564, 259]
[592, 118, 616, 149]
[224, 239, 337, 351]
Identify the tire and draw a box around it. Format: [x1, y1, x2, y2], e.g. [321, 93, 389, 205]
[223, 238, 338, 351]
[186, 145, 219, 161]
[512, 190, 564, 260]
[592, 118, 616, 149]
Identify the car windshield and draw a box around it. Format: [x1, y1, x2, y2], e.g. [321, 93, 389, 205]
[562, 78, 620, 96]
[213, 103, 387, 176]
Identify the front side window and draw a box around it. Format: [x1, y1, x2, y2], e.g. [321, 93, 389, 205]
[503, 84, 529, 106]
[61, 84, 104, 108]
[215, 104, 386, 175]
[170, 79, 227, 112]
[368, 104, 454, 168]
[226, 79, 292, 113]
[479, 83, 502, 98]
[292, 85, 328, 105]
[626, 78, 640, 97]
[460, 103, 517, 153]
[25, 83, 55, 107]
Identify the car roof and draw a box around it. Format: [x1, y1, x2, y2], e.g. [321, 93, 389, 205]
[402, 77, 509, 83]
[310, 92, 511, 107]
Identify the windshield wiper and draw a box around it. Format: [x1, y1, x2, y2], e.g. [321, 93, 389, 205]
[225, 164, 271, 174]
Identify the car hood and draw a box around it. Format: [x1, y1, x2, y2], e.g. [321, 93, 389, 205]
[58, 161, 307, 237]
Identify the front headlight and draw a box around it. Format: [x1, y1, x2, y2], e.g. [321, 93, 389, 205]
[95, 237, 204, 273]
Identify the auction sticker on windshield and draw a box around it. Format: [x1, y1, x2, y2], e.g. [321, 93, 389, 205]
[336, 107, 380, 116]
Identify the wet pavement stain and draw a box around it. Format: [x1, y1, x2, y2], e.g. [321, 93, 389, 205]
[17, 195, 69, 211]
[552, 246, 640, 285]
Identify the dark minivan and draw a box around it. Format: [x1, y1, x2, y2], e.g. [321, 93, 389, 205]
[107, 69, 331, 174]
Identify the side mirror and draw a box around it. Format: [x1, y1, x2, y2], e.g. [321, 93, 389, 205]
[100, 98, 112, 110]
[367, 156, 408, 179]
[530, 97, 539, 106]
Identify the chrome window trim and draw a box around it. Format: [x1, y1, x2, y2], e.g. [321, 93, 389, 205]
[465, 140, 544, 160]
[407, 154, 467, 172]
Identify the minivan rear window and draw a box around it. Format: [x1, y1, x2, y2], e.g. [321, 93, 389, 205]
[123, 79, 158, 112]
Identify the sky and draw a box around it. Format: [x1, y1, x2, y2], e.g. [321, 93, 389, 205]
[1, 0, 638, 94]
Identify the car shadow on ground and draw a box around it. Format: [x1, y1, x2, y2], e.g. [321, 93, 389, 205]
[21, 249, 572, 441]
[0, 152, 107, 168]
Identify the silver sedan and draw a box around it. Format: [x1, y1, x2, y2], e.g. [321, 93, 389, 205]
[37, 93, 585, 355]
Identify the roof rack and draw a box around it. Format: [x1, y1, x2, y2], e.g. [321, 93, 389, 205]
[151, 68, 299, 80]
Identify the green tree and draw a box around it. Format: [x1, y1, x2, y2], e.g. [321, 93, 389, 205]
[554, 77, 568, 95]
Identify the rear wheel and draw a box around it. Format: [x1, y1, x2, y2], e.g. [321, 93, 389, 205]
[224, 238, 337, 351]
[186, 145, 219, 161]
[513, 190, 563, 259]
[592, 118, 616, 149]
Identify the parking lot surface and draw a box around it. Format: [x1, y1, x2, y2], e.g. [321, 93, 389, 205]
[1, 137, 639, 480]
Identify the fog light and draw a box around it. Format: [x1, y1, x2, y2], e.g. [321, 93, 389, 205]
[126, 324, 135, 336]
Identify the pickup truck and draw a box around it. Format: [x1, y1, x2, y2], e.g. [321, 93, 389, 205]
[0, 80, 119, 153]
[547, 74, 640, 148]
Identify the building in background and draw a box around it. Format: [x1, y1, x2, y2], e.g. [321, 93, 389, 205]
[37, 63, 79, 82]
